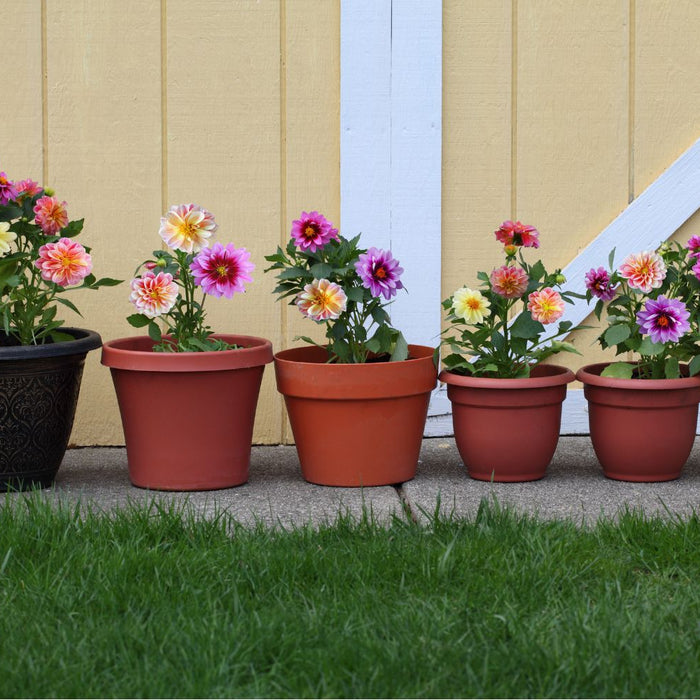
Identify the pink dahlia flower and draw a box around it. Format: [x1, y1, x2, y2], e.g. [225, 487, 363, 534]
[527, 287, 565, 324]
[14, 179, 42, 202]
[35, 237, 92, 287]
[494, 220, 540, 249]
[296, 278, 347, 321]
[490, 265, 529, 299]
[687, 235, 700, 258]
[130, 271, 179, 318]
[290, 211, 339, 252]
[636, 295, 690, 345]
[693, 258, 700, 282]
[354, 247, 404, 300]
[618, 251, 666, 293]
[190, 242, 254, 298]
[159, 203, 217, 253]
[33, 195, 69, 235]
[584, 267, 617, 301]
[0, 172, 17, 205]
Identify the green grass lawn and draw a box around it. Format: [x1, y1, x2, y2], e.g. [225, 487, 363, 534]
[1, 496, 700, 698]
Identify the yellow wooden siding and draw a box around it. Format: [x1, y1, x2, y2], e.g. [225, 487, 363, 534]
[3, 0, 700, 445]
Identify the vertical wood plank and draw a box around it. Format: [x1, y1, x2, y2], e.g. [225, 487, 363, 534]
[442, 0, 512, 301]
[167, 0, 282, 443]
[634, 1, 700, 247]
[45, 0, 162, 445]
[0, 0, 43, 178]
[516, 0, 629, 371]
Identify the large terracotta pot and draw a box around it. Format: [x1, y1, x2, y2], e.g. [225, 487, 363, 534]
[439, 364, 575, 482]
[577, 362, 700, 482]
[101, 335, 273, 491]
[274, 345, 437, 487]
[0, 327, 102, 491]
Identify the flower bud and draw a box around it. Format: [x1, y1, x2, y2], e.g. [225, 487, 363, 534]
[144, 261, 158, 271]
[43, 187, 55, 197]
[555, 273, 566, 285]
[504, 244, 518, 257]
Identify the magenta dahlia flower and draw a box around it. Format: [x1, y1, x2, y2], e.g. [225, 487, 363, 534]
[636, 295, 690, 344]
[33, 195, 69, 235]
[190, 242, 254, 298]
[585, 267, 617, 301]
[0, 172, 17, 205]
[687, 235, 700, 258]
[490, 265, 529, 299]
[494, 220, 540, 248]
[354, 247, 404, 300]
[35, 238, 92, 287]
[130, 271, 178, 318]
[693, 258, 700, 282]
[290, 211, 339, 252]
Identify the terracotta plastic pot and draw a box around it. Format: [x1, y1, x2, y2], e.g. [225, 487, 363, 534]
[0, 327, 102, 491]
[102, 335, 273, 491]
[577, 362, 700, 482]
[439, 364, 575, 482]
[274, 345, 437, 487]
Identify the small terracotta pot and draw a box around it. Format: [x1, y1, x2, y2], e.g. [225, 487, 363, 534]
[102, 335, 273, 491]
[274, 345, 437, 487]
[577, 362, 700, 482]
[440, 364, 575, 482]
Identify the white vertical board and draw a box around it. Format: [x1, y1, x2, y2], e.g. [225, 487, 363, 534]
[341, 0, 443, 349]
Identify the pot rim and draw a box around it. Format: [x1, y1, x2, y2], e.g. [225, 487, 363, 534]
[0, 327, 102, 360]
[273, 343, 436, 366]
[101, 334, 273, 372]
[439, 363, 575, 389]
[576, 361, 700, 389]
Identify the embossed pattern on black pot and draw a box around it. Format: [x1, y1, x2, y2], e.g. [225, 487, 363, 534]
[0, 328, 101, 491]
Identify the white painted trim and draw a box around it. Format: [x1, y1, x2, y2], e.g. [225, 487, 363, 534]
[340, 0, 443, 350]
[557, 138, 700, 330]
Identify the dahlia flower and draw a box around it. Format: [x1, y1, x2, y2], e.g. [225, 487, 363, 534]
[33, 195, 69, 235]
[584, 267, 617, 301]
[527, 287, 565, 324]
[190, 242, 254, 298]
[636, 295, 690, 345]
[290, 211, 339, 252]
[159, 203, 217, 253]
[618, 251, 666, 293]
[494, 220, 540, 248]
[129, 271, 179, 318]
[693, 258, 700, 282]
[0, 222, 17, 257]
[35, 238, 92, 287]
[0, 172, 17, 206]
[296, 278, 347, 321]
[354, 247, 404, 300]
[14, 179, 42, 202]
[490, 265, 529, 299]
[452, 287, 491, 324]
[687, 235, 700, 258]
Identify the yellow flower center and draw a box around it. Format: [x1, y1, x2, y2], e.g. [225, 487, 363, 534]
[216, 264, 229, 279]
[304, 224, 318, 240]
[467, 298, 481, 310]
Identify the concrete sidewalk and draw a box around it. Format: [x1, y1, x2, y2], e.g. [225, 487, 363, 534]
[3, 437, 700, 527]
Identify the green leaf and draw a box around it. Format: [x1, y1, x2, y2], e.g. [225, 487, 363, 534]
[127, 313, 151, 328]
[604, 324, 630, 347]
[0, 205, 22, 222]
[55, 297, 82, 316]
[637, 336, 665, 356]
[390, 332, 409, 362]
[60, 218, 84, 237]
[345, 286, 365, 303]
[689, 355, 700, 376]
[608, 247, 616, 269]
[148, 321, 162, 342]
[49, 331, 76, 343]
[600, 362, 634, 379]
[310, 263, 333, 279]
[509, 311, 545, 339]
[529, 260, 546, 282]
[665, 357, 680, 379]
[92, 277, 123, 287]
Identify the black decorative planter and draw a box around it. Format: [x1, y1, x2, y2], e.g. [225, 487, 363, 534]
[0, 328, 102, 491]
